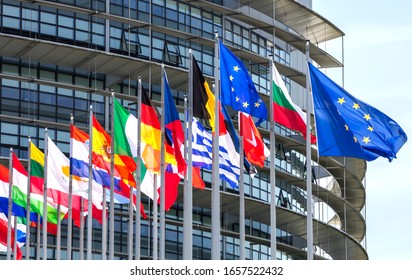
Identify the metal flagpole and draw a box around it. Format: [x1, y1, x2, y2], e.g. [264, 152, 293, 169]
[159, 64, 166, 260]
[101, 188, 107, 260]
[13, 217, 17, 260]
[109, 91, 115, 260]
[239, 134, 245, 260]
[211, 31, 221, 260]
[135, 77, 142, 260]
[152, 174, 158, 260]
[26, 137, 32, 259]
[36, 215, 40, 259]
[87, 104, 94, 260]
[269, 58, 277, 259]
[270, 1, 277, 260]
[68, 115, 74, 260]
[305, 40, 314, 260]
[127, 79, 134, 260]
[56, 204, 61, 260]
[79, 197, 84, 260]
[43, 129, 49, 260]
[7, 147, 13, 260]
[183, 50, 193, 260]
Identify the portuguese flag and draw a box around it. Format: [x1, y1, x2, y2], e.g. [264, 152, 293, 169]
[272, 62, 316, 144]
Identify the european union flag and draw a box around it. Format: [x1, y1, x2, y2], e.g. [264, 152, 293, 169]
[219, 41, 267, 124]
[308, 62, 407, 162]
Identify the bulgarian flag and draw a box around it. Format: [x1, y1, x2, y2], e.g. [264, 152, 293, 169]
[272, 62, 316, 144]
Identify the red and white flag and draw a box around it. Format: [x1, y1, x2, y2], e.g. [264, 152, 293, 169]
[239, 112, 270, 168]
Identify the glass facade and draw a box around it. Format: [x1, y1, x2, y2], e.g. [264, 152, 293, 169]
[0, 0, 367, 260]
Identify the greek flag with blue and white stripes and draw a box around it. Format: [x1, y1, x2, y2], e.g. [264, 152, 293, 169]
[191, 117, 240, 189]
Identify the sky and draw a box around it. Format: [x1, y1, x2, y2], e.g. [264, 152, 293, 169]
[313, 1, 412, 260]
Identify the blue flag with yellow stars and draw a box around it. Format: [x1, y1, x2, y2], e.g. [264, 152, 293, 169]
[219, 41, 267, 124]
[308, 62, 407, 162]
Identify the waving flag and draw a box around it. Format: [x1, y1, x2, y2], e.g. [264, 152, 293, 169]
[70, 124, 104, 210]
[0, 213, 22, 260]
[191, 56, 240, 188]
[0, 164, 23, 260]
[92, 116, 147, 218]
[308, 62, 407, 161]
[219, 41, 267, 124]
[239, 112, 270, 168]
[46, 136, 104, 225]
[272, 61, 316, 144]
[12, 152, 64, 224]
[164, 72, 187, 176]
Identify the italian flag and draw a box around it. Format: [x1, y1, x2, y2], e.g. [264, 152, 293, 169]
[272, 62, 316, 144]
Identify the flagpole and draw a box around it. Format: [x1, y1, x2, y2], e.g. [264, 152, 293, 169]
[305, 40, 314, 260]
[152, 174, 158, 260]
[239, 134, 245, 260]
[68, 114, 74, 260]
[109, 91, 115, 260]
[135, 77, 142, 260]
[87, 104, 94, 260]
[13, 216, 17, 260]
[36, 215, 40, 259]
[159, 64, 166, 260]
[7, 147, 13, 260]
[101, 187, 107, 260]
[42, 129, 49, 260]
[79, 197, 84, 260]
[211, 31, 221, 260]
[127, 103, 134, 261]
[56, 203, 61, 260]
[183, 50, 193, 260]
[269, 57, 277, 259]
[26, 137, 32, 259]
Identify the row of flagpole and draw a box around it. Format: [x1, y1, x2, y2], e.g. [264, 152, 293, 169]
[2, 39, 317, 262]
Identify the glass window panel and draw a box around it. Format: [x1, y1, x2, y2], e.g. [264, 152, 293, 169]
[39, 92, 56, 105]
[41, 24, 57, 36]
[57, 96, 74, 108]
[39, 84, 55, 93]
[58, 73, 73, 84]
[75, 76, 89, 87]
[3, 17, 20, 29]
[58, 27, 74, 39]
[59, 15, 74, 27]
[58, 88, 73, 97]
[92, 23, 105, 34]
[91, 94, 104, 102]
[41, 12, 57, 24]
[1, 135, 18, 145]
[75, 90, 88, 99]
[3, 5, 20, 17]
[76, 19, 89, 31]
[39, 70, 55, 81]
[57, 130, 70, 142]
[2, 64, 19, 75]
[74, 98, 88, 111]
[2, 87, 20, 99]
[1, 123, 18, 134]
[92, 34, 104, 46]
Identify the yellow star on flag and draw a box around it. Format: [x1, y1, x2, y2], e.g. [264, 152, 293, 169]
[352, 103, 360, 110]
[362, 136, 370, 144]
[337, 97, 345, 105]
[363, 114, 371, 121]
